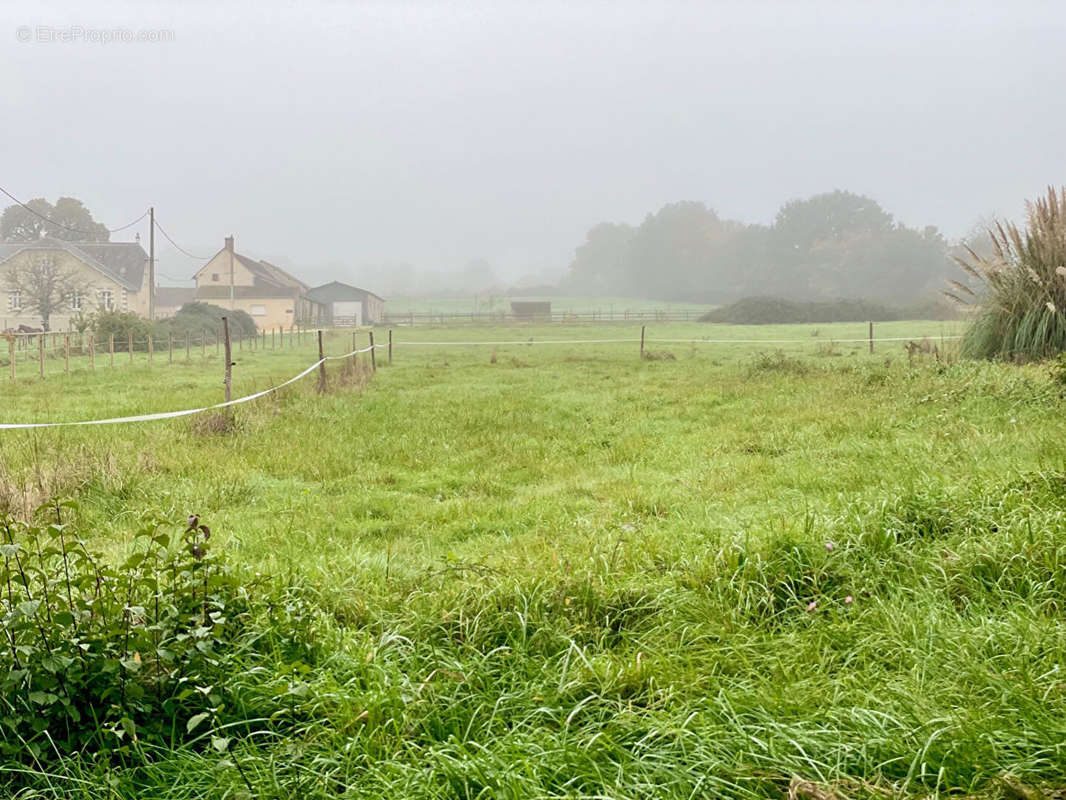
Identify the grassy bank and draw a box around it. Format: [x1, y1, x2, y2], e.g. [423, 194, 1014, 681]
[1, 321, 1063, 798]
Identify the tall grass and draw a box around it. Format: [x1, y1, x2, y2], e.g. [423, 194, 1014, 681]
[953, 186, 1066, 360]
[0, 322, 1057, 798]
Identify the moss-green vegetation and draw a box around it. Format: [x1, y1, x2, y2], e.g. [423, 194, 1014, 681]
[0, 320, 1062, 798]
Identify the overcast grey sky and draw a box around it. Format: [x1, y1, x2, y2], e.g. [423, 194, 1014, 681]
[2, 0, 1063, 286]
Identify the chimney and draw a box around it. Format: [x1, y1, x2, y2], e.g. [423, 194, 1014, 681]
[225, 235, 234, 252]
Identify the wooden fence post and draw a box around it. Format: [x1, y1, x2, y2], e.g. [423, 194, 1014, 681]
[64, 335, 69, 376]
[317, 330, 327, 393]
[388, 329, 393, 365]
[38, 335, 44, 379]
[8, 339, 14, 381]
[168, 332, 173, 363]
[185, 331, 191, 361]
[148, 333, 153, 364]
[128, 332, 134, 363]
[640, 325, 645, 359]
[369, 331, 376, 372]
[202, 329, 207, 358]
[89, 336, 95, 370]
[109, 333, 114, 367]
[222, 317, 232, 402]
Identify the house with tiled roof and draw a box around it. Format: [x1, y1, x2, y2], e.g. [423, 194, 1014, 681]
[191, 236, 323, 329]
[0, 237, 149, 330]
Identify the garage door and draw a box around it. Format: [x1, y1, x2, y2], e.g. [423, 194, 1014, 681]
[333, 301, 362, 326]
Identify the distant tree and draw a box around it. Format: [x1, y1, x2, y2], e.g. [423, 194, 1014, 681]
[567, 222, 636, 294]
[624, 202, 738, 300]
[564, 190, 951, 305]
[773, 190, 894, 251]
[0, 198, 52, 242]
[462, 258, 498, 291]
[4, 252, 94, 331]
[768, 191, 949, 302]
[0, 196, 110, 242]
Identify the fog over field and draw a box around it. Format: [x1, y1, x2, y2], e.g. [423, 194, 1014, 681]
[2, 0, 1064, 288]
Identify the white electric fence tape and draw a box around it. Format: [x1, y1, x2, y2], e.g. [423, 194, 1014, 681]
[0, 345, 375, 430]
[1, 332, 959, 430]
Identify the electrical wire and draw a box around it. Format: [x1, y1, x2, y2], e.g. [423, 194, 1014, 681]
[0, 185, 148, 235]
[106, 209, 149, 233]
[151, 217, 213, 260]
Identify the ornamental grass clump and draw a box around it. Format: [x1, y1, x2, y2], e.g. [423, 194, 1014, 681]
[950, 186, 1066, 360]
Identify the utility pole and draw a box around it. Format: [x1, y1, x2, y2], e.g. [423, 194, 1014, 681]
[148, 206, 155, 321]
[226, 234, 235, 310]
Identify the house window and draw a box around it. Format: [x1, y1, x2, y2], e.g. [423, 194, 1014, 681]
[8, 290, 21, 311]
[250, 304, 267, 316]
[70, 291, 82, 311]
[98, 289, 113, 311]
[211, 273, 220, 282]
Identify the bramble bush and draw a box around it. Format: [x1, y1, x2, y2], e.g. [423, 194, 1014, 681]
[0, 506, 319, 770]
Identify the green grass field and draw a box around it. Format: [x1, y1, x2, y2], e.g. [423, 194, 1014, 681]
[1, 320, 1064, 799]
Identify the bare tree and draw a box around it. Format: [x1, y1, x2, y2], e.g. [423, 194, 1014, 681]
[4, 254, 93, 331]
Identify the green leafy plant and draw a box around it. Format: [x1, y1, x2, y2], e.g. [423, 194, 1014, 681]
[0, 506, 317, 771]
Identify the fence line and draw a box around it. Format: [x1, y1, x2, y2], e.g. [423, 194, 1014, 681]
[2, 325, 334, 381]
[2, 324, 961, 429]
[0, 344, 375, 430]
[383, 310, 702, 326]
[390, 334, 961, 347]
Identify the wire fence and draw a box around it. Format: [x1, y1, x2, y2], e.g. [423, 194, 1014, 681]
[2, 322, 961, 383]
[383, 309, 703, 326]
[0, 324, 961, 429]
[1, 325, 334, 381]
[0, 342, 378, 429]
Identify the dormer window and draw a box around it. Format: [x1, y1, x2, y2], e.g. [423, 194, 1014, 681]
[212, 273, 220, 282]
[8, 290, 21, 311]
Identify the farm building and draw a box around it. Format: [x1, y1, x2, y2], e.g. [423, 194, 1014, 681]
[305, 281, 385, 326]
[191, 236, 324, 329]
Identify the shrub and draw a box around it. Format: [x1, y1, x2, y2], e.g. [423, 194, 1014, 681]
[0, 507, 317, 768]
[89, 310, 152, 352]
[157, 302, 258, 339]
[952, 186, 1066, 360]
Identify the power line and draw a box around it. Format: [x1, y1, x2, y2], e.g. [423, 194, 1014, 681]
[0, 185, 148, 236]
[107, 209, 150, 233]
[152, 217, 212, 260]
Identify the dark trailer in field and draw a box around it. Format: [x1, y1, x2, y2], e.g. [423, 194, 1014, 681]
[511, 301, 551, 320]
